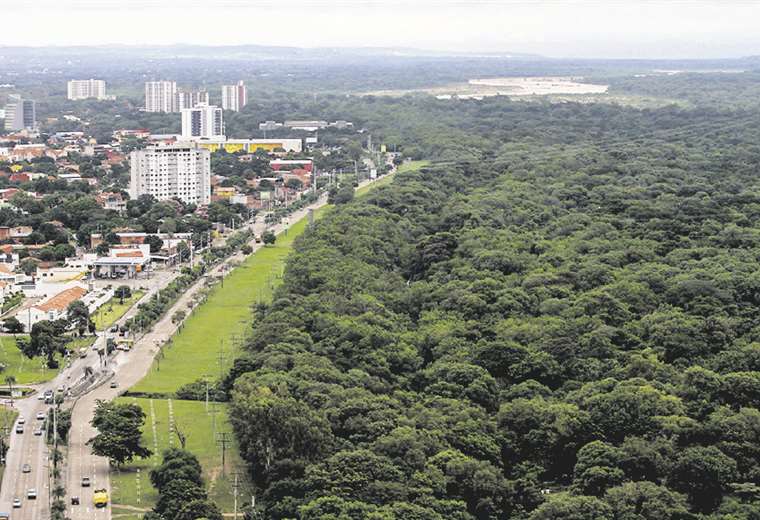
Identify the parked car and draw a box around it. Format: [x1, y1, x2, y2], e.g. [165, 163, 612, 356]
[110, 381, 118, 389]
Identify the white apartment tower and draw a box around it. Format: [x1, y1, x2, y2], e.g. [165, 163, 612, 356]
[221, 81, 247, 111]
[130, 143, 211, 205]
[4, 95, 36, 131]
[145, 81, 178, 113]
[177, 89, 209, 110]
[181, 104, 224, 140]
[67, 79, 107, 100]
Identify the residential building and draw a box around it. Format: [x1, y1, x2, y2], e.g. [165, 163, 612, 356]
[4, 95, 36, 131]
[22, 285, 87, 330]
[177, 89, 209, 110]
[130, 142, 211, 205]
[67, 79, 107, 100]
[145, 81, 178, 113]
[181, 104, 224, 139]
[96, 192, 127, 212]
[221, 81, 247, 111]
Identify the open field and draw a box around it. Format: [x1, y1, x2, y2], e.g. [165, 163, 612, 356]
[110, 397, 249, 519]
[131, 210, 327, 395]
[363, 76, 608, 99]
[0, 336, 58, 385]
[92, 291, 144, 331]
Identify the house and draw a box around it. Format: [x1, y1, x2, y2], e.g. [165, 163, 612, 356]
[0, 226, 32, 241]
[96, 192, 127, 212]
[21, 285, 88, 331]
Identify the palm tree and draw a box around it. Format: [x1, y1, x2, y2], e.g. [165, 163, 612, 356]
[4, 376, 15, 406]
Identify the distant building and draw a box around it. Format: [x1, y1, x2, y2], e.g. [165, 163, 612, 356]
[221, 81, 247, 112]
[177, 89, 209, 110]
[258, 121, 283, 132]
[67, 79, 107, 100]
[130, 142, 211, 205]
[284, 120, 327, 131]
[4, 95, 36, 131]
[181, 104, 224, 139]
[197, 138, 302, 154]
[145, 81, 178, 113]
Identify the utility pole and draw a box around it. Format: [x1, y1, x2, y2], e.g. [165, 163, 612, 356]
[217, 342, 226, 380]
[216, 432, 232, 475]
[232, 470, 244, 519]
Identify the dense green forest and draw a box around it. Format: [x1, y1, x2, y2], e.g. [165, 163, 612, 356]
[226, 96, 760, 519]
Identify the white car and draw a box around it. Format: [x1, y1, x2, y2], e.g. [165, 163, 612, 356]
[12, 497, 21, 508]
[36, 412, 45, 420]
[27, 488, 37, 499]
[17, 417, 25, 425]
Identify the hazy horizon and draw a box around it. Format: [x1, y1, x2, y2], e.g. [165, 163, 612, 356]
[2, 0, 760, 60]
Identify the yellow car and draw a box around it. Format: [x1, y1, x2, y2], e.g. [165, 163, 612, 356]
[93, 489, 108, 508]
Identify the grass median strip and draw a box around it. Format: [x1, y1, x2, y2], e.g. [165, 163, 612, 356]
[111, 397, 249, 515]
[130, 208, 327, 395]
[92, 291, 144, 331]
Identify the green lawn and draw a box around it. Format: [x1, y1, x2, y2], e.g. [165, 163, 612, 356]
[0, 335, 58, 385]
[92, 291, 144, 331]
[111, 397, 250, 518]
[355, 160, 427, 197]
[131, 212, 326, 395]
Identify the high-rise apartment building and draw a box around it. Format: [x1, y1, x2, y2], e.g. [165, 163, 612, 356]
[4, 95, 36, 131]
[130, 143, 211, 205]
[67, 79, 107, 100]
[181, 104, 224, 140]
[144, 81, 178, 113]
[177, 89, 209, 111]
[221, 81, 247, 112]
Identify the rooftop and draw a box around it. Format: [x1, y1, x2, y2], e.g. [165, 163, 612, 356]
[34, 286, 87, 312]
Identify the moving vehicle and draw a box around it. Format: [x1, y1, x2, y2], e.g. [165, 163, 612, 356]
[71, 496, 79, 505]
[15, 425, 23, 434]
[35, 412, 45, 420]
[110, 381, 118, 388]
[26, 489, 36, 499]
[17, 417, 24, 425]
[93, 488, 108, 508]
[33, 429, 42, 436]
[22, 464, 31, 473]
[79, 347, 88, 358]
[12, 497, 21, 508]
[81, 477, 90, 487]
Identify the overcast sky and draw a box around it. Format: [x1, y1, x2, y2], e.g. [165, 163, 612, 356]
[2, 0, 759, 59]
